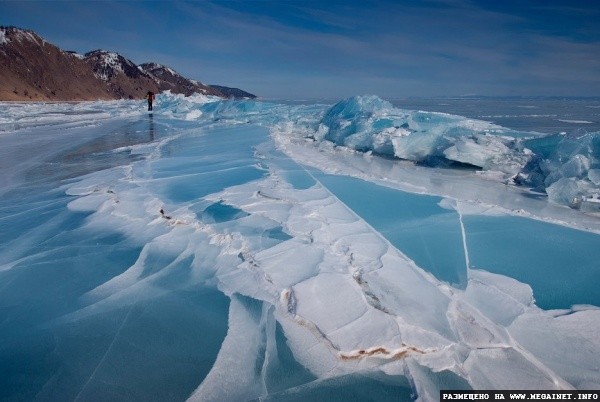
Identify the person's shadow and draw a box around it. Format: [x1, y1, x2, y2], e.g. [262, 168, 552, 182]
[148, 112, 155, 142]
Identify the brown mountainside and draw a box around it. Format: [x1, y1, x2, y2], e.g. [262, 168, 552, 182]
[0, 27, 116, 101]
[0, 27, 254, 101]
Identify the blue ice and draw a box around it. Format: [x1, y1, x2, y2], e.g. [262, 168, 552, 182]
[148, 125, 268, 202]
[2, 93, 600, 400]
[312, 172, 467, 287]
[464, 215, 600, 310]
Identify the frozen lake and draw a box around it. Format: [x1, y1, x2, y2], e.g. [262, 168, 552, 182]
[1, 94, 599, 400]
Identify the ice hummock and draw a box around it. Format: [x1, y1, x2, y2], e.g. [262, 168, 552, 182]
[1, 92, 600, 400]
[518, 130, 600, 207]
[297, 95, 599, 210]
[316, 95, 533, 176]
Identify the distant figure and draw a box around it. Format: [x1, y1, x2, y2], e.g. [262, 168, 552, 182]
[146, 91, 155, 111]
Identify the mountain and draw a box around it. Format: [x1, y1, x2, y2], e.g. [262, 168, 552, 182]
[139, 62, 223, 97]
[0, 26, 256, 101]
[209, 85, 256, 99]
[84, 49, 160, 100]
[0, 27, 115, 100]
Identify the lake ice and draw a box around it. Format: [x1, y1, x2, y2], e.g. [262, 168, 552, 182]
[1, 93, 599, 400]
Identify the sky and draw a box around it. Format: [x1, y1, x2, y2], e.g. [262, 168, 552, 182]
[1, 0, 600, 99]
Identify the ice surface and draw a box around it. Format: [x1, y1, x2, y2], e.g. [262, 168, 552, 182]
[188, 295, 267, 401]
[1, 93, 600, 400]
[509, 308, 600, 389]
[312, 173, 467, 287]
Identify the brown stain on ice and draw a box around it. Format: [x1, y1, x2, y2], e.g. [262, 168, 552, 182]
[280, 289, 427, 362]
[340, 347, 389, 360]
[339, 344, 425, 361]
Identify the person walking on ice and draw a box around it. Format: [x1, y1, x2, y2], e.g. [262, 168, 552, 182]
[146, 91, 155, 111]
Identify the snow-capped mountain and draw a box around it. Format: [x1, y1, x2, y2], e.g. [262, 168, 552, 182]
[138, 62, 223, 97]
[85, 50, 145, 82]
[83, 49, 160, 100]
[0, 26, 256, 101]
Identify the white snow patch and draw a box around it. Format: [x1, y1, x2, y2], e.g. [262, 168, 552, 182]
[67, 51, 85, 59]
[15, 30, 40, 45]
[0, 30, 8, 45]
[184, 109, 203, 120]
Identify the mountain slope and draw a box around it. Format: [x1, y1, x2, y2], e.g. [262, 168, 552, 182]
[209, 85, 256, 99]
[0, 26, 256, 101]
[139, 62, 223, 97]
[84, 50, 160, 99]
[0, 27, 115, 101]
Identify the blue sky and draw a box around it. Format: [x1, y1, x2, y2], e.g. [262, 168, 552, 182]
[1, 0, 599, 99]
